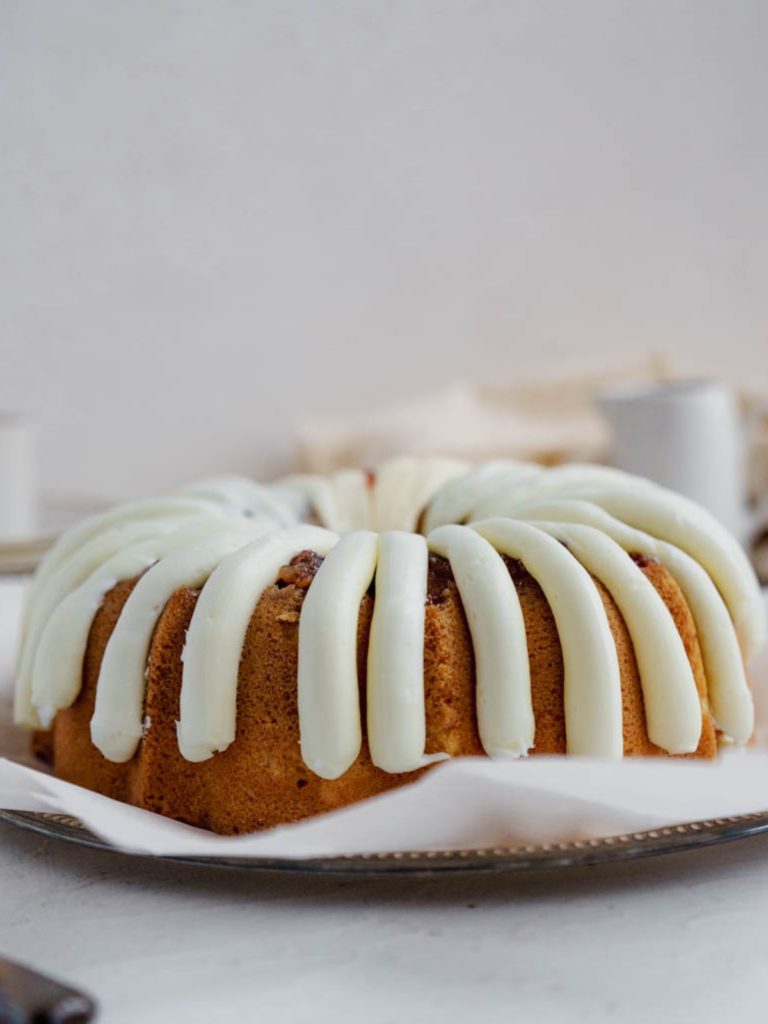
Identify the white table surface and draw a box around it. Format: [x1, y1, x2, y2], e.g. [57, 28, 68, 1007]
[2, 580, 768, 1023]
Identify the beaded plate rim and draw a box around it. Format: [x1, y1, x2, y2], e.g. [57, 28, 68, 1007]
[3, 808, 768, 875]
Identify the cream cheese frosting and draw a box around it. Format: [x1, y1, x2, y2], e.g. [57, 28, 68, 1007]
[31, 518, 246, 731]
[177, 525, 339, 763]
[468, 518, 624, 758]
[366, 531, 449, 773]
[15, 510, 230, 728]
[528, 521, 702, 754]
[15, 457, 765, 778]
[91, 529, 266, 762]
[467, 465, 765, 657]
[427, 525, 535, 759]
[297, 531, 378, 779]
[516, 498, 754, 744]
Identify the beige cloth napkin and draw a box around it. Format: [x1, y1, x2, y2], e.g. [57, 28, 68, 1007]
[295, 353, 768, 488]
[295, 354, 671, 472]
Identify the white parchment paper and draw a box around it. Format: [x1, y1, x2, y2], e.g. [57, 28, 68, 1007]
[2, 579, 767, 859]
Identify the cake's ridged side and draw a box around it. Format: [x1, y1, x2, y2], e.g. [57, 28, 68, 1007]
[49, 557, 716, 835]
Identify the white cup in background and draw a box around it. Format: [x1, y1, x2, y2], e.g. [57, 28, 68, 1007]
[0, 414, 39, 543]
[596, 380, 746, 541]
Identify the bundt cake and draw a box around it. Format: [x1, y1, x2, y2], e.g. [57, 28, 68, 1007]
[13, 458, 765, 835]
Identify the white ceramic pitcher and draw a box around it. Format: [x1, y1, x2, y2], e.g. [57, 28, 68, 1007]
[596, 380, 747, 541]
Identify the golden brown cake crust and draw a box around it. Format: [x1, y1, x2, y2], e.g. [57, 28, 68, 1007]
[48, 553, 717, 835]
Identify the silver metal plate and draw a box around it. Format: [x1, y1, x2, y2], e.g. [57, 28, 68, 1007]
[3, 808, 768, 875]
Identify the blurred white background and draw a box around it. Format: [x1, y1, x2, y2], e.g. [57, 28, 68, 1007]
[2, 0, 767, 504]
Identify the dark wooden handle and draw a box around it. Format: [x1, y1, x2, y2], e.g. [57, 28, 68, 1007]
[0, 956, 97, 1023]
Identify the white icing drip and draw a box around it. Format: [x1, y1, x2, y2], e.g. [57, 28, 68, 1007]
[179, 475, 301, 527]
[518, 499, 754, 744]
[298, 531, 378, 779]
[16, 497, 223, 655]
[14, 513, 220, 728]
[470, 518, 624, 758]
[273, 474, 341, 531]
[367, 532, 448, 772]
[282, 470, 374, 533]
[654, 550, 754, 744]
[330, 470, 373, 533]
[580, 490, 765, 659]
[427, 525, 534, 759]
[90, 530, 262, 762]
[372, 458, 468, 532]
[422, 460, 544, 534]
[30, 518, 239, 729]
[470, 463, 660, 519]
[177, 525, 339, 762]
[530, 521, 702, 754]
[468, 466, 765, 659]
[467, 465, 663, 528]
[27, 497, 223, 598]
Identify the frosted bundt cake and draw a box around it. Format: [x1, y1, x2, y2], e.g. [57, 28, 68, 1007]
[14, 459, 764, 835]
